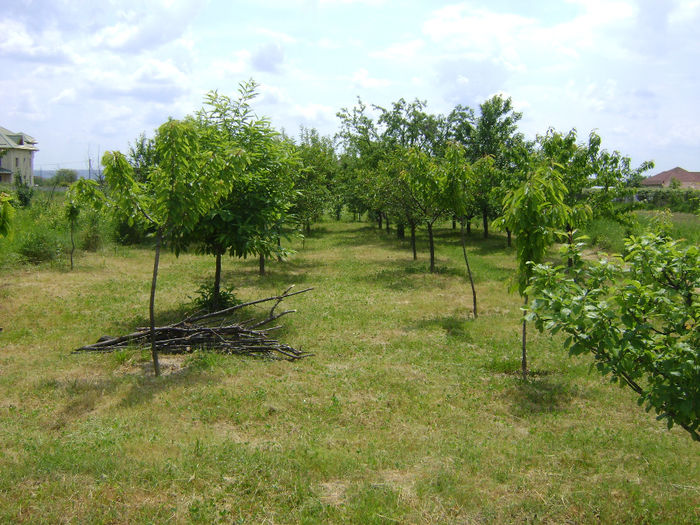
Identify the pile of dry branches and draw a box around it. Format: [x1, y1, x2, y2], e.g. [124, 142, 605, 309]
[74, 286, 313, 360]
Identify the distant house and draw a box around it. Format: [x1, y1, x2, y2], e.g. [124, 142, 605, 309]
[641, 167, 700, 190]
[0, 126, 39, 185]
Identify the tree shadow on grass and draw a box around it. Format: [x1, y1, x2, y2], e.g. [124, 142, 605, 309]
[486, 357, 577, 416]
[118, 361, 214, 408]
[412, 313, 475, 341]
[507, 376, 578, 417]
[365, 259, 470, 289]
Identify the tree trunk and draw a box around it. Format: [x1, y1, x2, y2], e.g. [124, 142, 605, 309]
[377, 211, 382, 229]
[396, 222, 405, 239]
[522, 295, 528, 381]
[482, 209, 489, 239]
[69, 220, 75, 271]
[452, 216, 456, 230]
[427, 222, 435, 272]
[213, 252, 222, 309]
[384, 213, 390, 232]
[149, 228, 163, 377]
[411, 223, 417, 260]
[461, 222, 477, 318]
[466, 217, 472, 235]
[506, 228, 512, 248]
[567, 226, 573, 269]
[259, 253, 265, 276]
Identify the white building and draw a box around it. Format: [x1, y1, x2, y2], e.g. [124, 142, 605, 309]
[0, 126, 38, 185]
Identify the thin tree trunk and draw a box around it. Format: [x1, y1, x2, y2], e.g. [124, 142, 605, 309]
[452, 216, 456, 230]
[461, 221, 477, 318]
[506, 228, 512, 248]
[385, 213, 390, 232]
[305, 221, 311, 235]
[522, 295, 528, 381]
[411, 223, 417, 260]
[567, 226, 573, 268]
[377, 211, 382, 229]
[396, 222, 405, 239]
[466, 218, 472, 235]
[482, 209, 489, 239]
[213, 252, 222, 309]
[428, 222, 435, 272]
[149, 228, 163, 377]
[70, 220, 75, 271]
[259, 253, 265, 276]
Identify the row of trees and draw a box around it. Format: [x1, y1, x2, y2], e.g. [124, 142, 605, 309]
[19, 79, 696, 440]
[69, 84, 652, 377]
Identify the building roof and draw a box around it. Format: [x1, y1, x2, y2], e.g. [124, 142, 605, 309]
[641, 167, 700, 186]
[0, 126, 38, 151]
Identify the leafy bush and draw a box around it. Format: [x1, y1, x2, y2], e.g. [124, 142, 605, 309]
[528, 233, 700, 441]
[634, 187, 700, 213]
[13, 177, 34, 208]
[17, 230, 64, 263]
[109, 210, 152, 245]
[189, 283, 241, 313]
[79, 209, 104, 251]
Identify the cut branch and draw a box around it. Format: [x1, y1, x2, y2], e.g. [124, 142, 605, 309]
[74, 286, 313, 361]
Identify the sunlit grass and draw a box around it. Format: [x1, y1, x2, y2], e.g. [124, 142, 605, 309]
[0, 219, 698, 523]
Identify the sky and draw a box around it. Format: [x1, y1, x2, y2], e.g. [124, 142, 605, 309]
[1, 0, 699, 176]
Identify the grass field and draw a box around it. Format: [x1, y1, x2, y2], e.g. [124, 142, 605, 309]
[1, 220, 698, 523]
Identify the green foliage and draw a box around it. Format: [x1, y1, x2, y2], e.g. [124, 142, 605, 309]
[634, 187, 700, 213]
[496, 164, 571, 295]
[292, 127, 335, 232]
[51, 168, 78, 187]
[17, 229, 64, 263]
[528, 233, 700, 440]
[0, 192, 14, 238]
[79, 209, 105, 251]
[470, 94, 523, 164]
[193, 82, 297, 263]
[583, 216, 629, 253]
[189, 282, 241, 313]
[103, 117, 242, 252]
[13, 176, 34, 208]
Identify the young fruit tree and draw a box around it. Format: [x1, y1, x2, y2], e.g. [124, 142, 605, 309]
[64, 179, 104, 270]
[496, 162, 572, 380]
[193, 84, 298, 296]
[443, 143, 479, 318]
[401, 147, 450, 273]
[293, 127, 335, 235]
[102, 118, 244, 376]
[527, 233, 699, 441]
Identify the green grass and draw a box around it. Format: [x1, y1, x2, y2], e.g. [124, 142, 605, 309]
[0, 220, 698, 523]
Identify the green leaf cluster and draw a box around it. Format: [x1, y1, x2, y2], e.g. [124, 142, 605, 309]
[528, 233, 700, 440]
[0, 192, 14, 239]
[496, 164, 572, 295]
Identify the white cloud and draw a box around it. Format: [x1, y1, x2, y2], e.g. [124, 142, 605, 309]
[0, 20, 75, 62]
[255, 28, 298, 44]
[351, 68, 390, 89]
[668, 0, 700, 26]
[292, 102, 335, 122]
[50, 88, 77, 104]
[370, 39, 424, 62]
